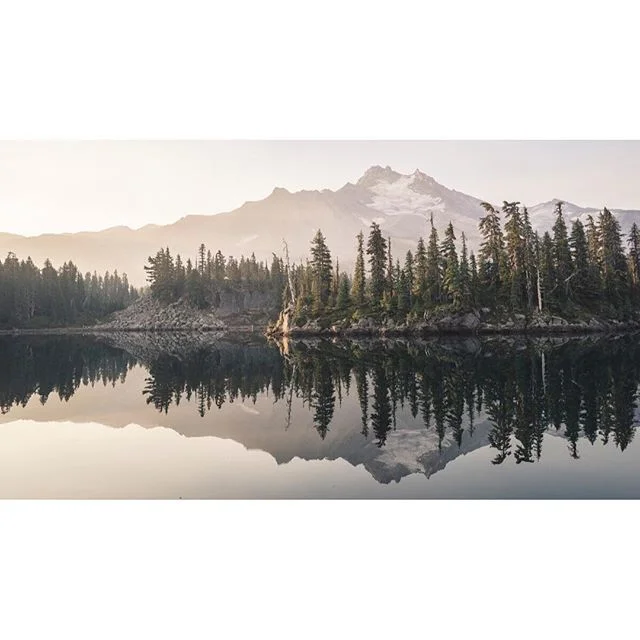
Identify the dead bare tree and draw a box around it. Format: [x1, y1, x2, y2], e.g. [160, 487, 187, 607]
[283, 239, 296, 308]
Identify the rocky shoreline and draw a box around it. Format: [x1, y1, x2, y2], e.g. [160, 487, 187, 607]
[266, 306, 640, 338]
[4, 299, 640, 339]
[0, 295, 265, 335]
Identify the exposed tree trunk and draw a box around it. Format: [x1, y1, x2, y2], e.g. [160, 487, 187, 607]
[282, 239, 295, 307]
[536, 267, 543, 313]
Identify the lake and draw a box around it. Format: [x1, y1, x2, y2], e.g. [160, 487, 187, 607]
[1, 332, 639, 498]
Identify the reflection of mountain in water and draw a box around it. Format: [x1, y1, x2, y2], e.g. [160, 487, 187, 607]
[1, 333, 639, 485]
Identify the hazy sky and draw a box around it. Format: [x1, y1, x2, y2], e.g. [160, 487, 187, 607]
[1, 140, 639, 236]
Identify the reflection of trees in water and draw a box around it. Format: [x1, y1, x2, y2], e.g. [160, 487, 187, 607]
[310, 359, 335, 440]
[140, 337, 640, 464]
[143, 344, 285, 417]
[2, 335, 640, 465]
[0, 336, 137, 414]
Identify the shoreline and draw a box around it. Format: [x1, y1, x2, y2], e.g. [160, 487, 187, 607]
[0, 326, 258, 336]
[269, 321, 640, 338]
[3, 321, 640, 338]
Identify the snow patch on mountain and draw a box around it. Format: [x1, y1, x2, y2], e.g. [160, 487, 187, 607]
[369, 174, 446, 219]
[529, 199, 640, 238]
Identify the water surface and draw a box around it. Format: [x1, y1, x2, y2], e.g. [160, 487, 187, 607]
[1, 332, 639, 498]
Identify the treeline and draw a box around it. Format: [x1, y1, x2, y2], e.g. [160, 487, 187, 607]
[144, 243, 286, 308]
[285, 202, 640, 324]
[0, 253, 139, 329]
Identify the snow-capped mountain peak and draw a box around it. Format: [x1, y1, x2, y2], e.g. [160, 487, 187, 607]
[356, 165, 402, 189]
[341, 166, 487, 249]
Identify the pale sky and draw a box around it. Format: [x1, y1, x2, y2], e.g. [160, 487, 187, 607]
[1, 141, 639, 236]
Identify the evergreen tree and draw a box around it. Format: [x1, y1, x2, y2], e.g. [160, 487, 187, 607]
[198, 243, 207, 275]
[309, 230, 333, 313]
[441, 222, 460, 306]
[478, 202, 506, 305]
[384, 238, 394, 310]
[425, 217, 441, 307]
[569, 220, 590, 306]
[469, 252, 479, 307]
[598, 207, 628, 310]
[459, 233, 471, 308]
[403, 250, 414, 310]
[503, 201, 526, 310]
[366, 223, 387, 308]
[351, 231, 366, 306]
[539, 232, 556, 311]
[336, 273, 351, 310]
[585, 214, 604, 305]
[552, 202, 573, 304]
[413, 237, 427, 307]
[174, 254, 186, 299]
[522, 206, 537, 312]
[397, 266, 411, 315]
[627, 223, 640, 303]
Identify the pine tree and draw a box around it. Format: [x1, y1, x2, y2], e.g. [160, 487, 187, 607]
[522, 206, 537, 312]
[174, 254, 186, 299]
[403, 251, 414, 310]
[384, 237, 394, 310]
[309, 230, 333, 313]
[585, 214, 604, 305]
[397, 267, 411, 315]
[540, 232, 556, 310]
[336, 272, 351, 310]
[366, 222, 387, 308]
[459, 232, 471, 308]
[331, 258, 340, 306]
[425, 217, 441, 307]
[568, 220, 590, 306]
[351, 231, 366, 306]
[469, 252, 479, 307]
[503, 201, 526, 310]
[627, 223, 640, 303]
[198, 243, 206, 275]
[413, 237, 427, 307]
[552, 202, 573, 304]
[441, 222, 460, 306]
[145, 248, 176, 303]
[478, 202, 506, 305]
[213, 250, 226, 281]
[598, 207, 628, 310]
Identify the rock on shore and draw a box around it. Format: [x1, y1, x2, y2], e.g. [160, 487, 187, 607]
[99, 295, 227, 331]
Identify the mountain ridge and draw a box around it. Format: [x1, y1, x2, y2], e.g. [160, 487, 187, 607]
[1, 165, 638, 286]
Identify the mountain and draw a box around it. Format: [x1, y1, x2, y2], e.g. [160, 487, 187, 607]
[528, 198, 640, 237]
[1, 166, 639, 286]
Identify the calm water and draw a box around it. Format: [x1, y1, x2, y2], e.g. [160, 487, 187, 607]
[1, 332, 640, 498]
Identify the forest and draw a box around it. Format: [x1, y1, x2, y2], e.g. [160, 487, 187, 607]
[283, 202, 640, 327]
[0, 253, 139, 329]
[5, 200, 640, 331]
[143, 243, 285, 308]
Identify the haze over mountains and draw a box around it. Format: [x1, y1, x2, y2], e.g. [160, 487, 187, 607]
[2, 165, 638, 286]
